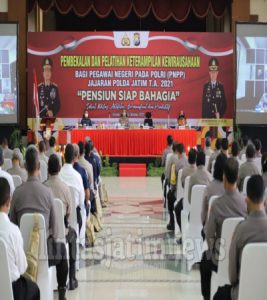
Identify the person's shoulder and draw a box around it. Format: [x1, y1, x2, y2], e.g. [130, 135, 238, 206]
[38, 82, 44, 87]
[203, 82, 210, 88]
[51, 82, 58, 87]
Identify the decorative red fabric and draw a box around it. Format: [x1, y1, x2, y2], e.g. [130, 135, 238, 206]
[28, 0, 229, 20]
[69, 129, 197, 156]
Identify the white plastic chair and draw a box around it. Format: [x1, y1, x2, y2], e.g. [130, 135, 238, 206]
[3, 158, 12, 171]
[20, 213, 53, 300]
[39, 160, 48, 183]
[0, 238, 14, 300]
[11, 175, 22, 188]
[68, 186, 80, 271]
[242, 176, 251, 196]
[182, 184, 206, 271]
[238, 243, 267, 300]
[254, 157, 262, 175]
[51, 199, 67, 290]
[205, 156, 210, 170]
[241, 153, 246, 162]
[207, 195, 219, 221]
[174, 169, 184, 235]
[181, 176, 191, 243]
[210, 217, 244, 299]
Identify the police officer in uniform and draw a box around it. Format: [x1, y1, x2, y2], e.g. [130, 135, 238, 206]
[38, 57, 61, 118]
[202, 58, 226, 119]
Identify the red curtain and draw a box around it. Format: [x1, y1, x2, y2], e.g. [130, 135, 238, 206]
[28, 0, 229, 20]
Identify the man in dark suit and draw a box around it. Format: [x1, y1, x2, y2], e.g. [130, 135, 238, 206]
[202, 57, 226, 119]
[38, 57, 61, 118]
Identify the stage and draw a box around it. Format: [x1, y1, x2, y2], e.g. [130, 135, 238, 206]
[57, 129, 197, 157]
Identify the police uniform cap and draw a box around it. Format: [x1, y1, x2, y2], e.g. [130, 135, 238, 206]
[208, 57, 219, 71]
[42, 57, 53, 69]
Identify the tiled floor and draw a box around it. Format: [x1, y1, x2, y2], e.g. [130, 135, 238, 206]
[64, 177, 202, 300]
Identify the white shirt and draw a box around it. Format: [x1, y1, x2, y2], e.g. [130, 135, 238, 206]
[3, 147, 13, 160]
[0, 167, 15, 196]
[59, 163, 85, 208]
[0, 212, 27, 282]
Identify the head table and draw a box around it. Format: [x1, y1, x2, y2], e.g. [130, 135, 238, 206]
[68, 129, 197, 156]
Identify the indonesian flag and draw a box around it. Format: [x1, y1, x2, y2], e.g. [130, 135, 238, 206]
[33, 69, 39, 116]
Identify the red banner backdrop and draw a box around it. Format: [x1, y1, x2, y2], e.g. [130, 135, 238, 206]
[27, 31, 233, 121]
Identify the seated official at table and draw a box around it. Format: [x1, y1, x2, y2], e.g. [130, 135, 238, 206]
[119, 109, 129, 127]
[81, 109, 92, 127]
[144, 112, 153, 127]
[177, 110, 186, 126]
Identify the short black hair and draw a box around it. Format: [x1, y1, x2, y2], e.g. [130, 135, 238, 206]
[0, 137, 8, 146]
[242, 135, 249, 147]
[38, 140, 46, 153]
[188, 149, 197, 165]
[25, 147, 39, 173]
[196, 150, 205, 167]
[48, 154, 61, 175]
[78, 141, 84, 156]
[177, 143, 184, 154]
[247, 175, 265, 203]
[64, 144, 75, 163]
[205, 137, 211, 148]
[167, 135, 173, 146]
[221, 138, 229, 151]
[0, 178, 10, 207]
[0, 147, 3, 166]
[85, 141, 94, 156]
[215, 138, 222, 150]
[231, 141, 240, 157]
[254, 139, 262, 152]
[246, 144, 255, 159]
[224, 157, 238, 184]
[261, 153, 267, 174]
[173, 142, 180, 153]
[49, 136, 56, 147]
[214, 153, 227, 181]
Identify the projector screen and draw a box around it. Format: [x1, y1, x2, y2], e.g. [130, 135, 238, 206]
[236, 23, 267, 125]
[0, 23, 18, 124]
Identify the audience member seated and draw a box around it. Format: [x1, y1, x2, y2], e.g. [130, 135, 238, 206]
[177, 110, 186, 126]
[9, 147, 68, 300]
[166, 143, 188, 231]
[200, 158, 247, 300]
[84, 141, 101, 191]
[44, 154, 78, 290]
[188, 150, 213, 203]
[38, 140, 48, 164]
[231, 141, 242, 167]
[181, 148, 197, 188]
[221, 138, 229, 157]
[214, 175, 267, 300]
[174, 148, 197, 233]
[254, 138, 262, 158]
[119, 109, 129, 127]
[238, 144, 260, 191]
[239, 134, 249, 159]
[59, 144, 85, 233]
[204, 137, 213, 157]
[262, 153, 267, 187]
[0, 137, 13, 159]
[78, 141, 94, 191]
[46, 136, 56, 157]
[80, 109, 92, 127]
[208, 138, 221, 173]
[73, 144, 90, 215]
[0, 147, 15, 195]
[144, 112, 153, 127]
[0, 178, 40, 300]
[201, 154, 227, 226]
[7, 150, 27, 183]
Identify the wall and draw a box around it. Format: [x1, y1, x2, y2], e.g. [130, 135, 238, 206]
[250, 0, 267, 22]
[0, 0, 8, 12]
